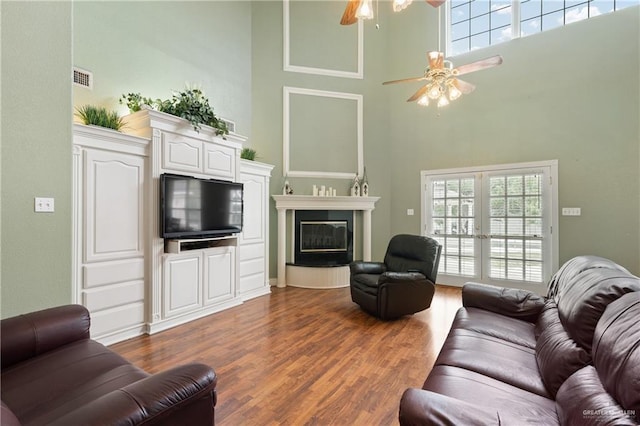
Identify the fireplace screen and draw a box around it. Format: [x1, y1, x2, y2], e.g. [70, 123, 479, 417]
[300, 221, 348, 253]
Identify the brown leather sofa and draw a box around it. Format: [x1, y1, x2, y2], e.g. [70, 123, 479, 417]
[399, 255, 640, 425]
[1, 304, 217, 425]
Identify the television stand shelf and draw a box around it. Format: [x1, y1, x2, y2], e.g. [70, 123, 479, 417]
[165, 235, 238, 254]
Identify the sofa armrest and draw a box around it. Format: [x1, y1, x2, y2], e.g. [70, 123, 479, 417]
[350, 261, 386, 275]
[1, 304, 90, 369]
[50, 363, 217, 426]
[462, 282, 545, 323]
[399, 389, 502, 425]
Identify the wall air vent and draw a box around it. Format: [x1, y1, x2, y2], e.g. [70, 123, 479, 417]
[220, 118, 236, 133]
[73, 67, 93, 89]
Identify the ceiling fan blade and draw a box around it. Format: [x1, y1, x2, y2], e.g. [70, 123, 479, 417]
[427, 51, 444, 69]
[340, 0, 361, 25]
[452, 78, 476, 94]
[454, 55, 503, 76]
[407, 85, 429, 102]
[382, 76, 427, 85]
[426, 0, 446, 7]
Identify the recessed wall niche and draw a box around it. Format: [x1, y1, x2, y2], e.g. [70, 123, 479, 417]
[283, 0, 363, 79]
[283, 87, 363, 179]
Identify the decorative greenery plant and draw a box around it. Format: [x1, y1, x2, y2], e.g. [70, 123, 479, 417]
[240, 148, 257, 161]
[75, 105, 124, 131]
[120, 87, 229, 136]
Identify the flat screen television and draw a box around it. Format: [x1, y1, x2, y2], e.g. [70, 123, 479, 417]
[160, 173, 243, 239]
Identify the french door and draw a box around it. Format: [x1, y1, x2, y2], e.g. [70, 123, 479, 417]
[421, 161, 558, 291]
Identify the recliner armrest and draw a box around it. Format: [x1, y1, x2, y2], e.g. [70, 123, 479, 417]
[350, 261, 387, 275]
[462, 282, 545, 323]
[1, 304, 90, 369]
[399, 388, 504, 425]
[50, 363, 217, 426]
[379, 271, 428, 284]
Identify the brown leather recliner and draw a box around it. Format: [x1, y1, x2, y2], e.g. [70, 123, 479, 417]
[1, 304, 217, 425]
[350, 234, 442, 320]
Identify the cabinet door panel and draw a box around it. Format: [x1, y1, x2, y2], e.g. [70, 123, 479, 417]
[204, 247, 234, 305]
[84, 150, 144, 263]
[164, 255, 202, 317]
[204, 144, 235, 179]
[240, 177, 265, 242]
[162, 133, 202, 173]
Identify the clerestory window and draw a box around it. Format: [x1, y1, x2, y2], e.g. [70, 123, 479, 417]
[445, 0, 638, 57]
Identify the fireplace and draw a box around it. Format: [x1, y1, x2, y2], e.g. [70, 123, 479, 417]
[294, 210, 353, 266]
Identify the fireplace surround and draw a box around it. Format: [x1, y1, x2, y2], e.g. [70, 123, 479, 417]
[272, 195, 380, 288]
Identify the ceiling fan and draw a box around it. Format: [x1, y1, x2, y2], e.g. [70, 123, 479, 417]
[383, 52, 503, 107]
[340, 0, 445, 25]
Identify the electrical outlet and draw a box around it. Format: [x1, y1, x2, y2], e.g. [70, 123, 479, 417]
[562, 207, 581, 216]
[407, 209, 415, 216]
[35, 197, 55, 213]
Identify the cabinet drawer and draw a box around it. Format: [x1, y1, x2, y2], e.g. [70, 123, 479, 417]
[83, 280, 145, 311]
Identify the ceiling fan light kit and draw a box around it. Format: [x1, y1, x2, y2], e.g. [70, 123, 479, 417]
[383, 52, 503, 108]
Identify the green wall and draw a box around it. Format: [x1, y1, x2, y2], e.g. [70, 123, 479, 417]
[1, 1, 73, 317]
[251, 1, 393, 274]
[73, 1, 252, 137]
[385, 5, 640, 275]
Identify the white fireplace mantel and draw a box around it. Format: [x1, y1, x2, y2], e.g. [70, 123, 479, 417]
[272, 195, 380, 288]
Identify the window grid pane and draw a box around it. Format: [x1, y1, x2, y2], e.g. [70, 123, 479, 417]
[449, 0, 636, 55]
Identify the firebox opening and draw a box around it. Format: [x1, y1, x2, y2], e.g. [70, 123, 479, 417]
[294, 210, 354, 266]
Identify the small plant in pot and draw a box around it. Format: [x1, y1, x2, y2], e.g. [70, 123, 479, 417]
[120, 87, 229, 136]
[75, 105, 124, 131]
[241, 148, 257, 161]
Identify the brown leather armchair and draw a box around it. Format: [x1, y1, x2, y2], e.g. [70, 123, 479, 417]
[350, 234, 442, 320]
[1, 304, 217, 425]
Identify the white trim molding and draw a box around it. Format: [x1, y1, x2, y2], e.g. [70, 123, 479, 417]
[283, 86, 364, 179]
[283, 0, 364, 79]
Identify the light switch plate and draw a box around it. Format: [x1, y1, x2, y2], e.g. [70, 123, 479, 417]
[35, 197, 55, 213]
[562, 207, 581, 216]
[407, 209, 414, 216]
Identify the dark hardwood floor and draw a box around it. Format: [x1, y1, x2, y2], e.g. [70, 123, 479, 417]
[110, 285, 462, 425]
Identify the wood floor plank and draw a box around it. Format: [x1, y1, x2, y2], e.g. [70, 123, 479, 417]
[109, 285, 462, 425]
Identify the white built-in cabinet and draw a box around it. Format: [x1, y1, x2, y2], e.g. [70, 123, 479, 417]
[238, 160, 274, 300]
[72, 124, 149, 345]
[73, 111, 273, 343]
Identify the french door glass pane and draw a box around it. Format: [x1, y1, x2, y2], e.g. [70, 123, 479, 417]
[488, 173, 544, 283]
[431, 177, 476, 277]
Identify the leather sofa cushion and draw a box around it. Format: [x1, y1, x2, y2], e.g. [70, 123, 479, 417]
[535, 300, 591, 397]
[451, 307, 537, 349]
[592, 292, 640, 420]
[1, 339, 148, 425]
[556, 366, 637, 426]
[423, 365, 559, 424]
[434, 328, 549, 397]
[556, 269, 640, 352]
[547, 255, 630, 300]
